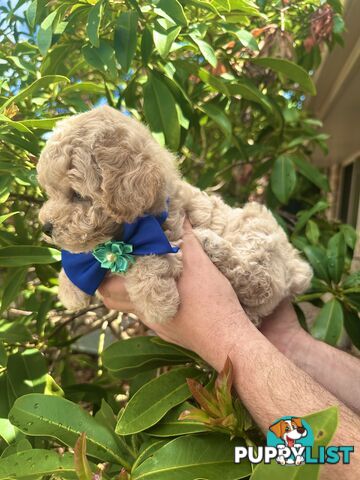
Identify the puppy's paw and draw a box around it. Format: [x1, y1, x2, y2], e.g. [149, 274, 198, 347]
[58, 269, 91, 310]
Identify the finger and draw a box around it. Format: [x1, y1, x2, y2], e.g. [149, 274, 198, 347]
[102, 296, 133, 312]
[98, 275, 130, 301]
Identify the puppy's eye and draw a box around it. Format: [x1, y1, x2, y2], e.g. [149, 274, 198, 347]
[72, 190, 84, 201]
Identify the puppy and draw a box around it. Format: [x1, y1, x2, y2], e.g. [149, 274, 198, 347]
[37, 106, 312, 325]
[269, 417, 308, 465]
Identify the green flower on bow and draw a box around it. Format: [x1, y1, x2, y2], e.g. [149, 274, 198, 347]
[92, 240, 135, 273]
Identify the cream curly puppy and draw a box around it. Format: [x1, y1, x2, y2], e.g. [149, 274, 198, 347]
[37, 106, 312, 325]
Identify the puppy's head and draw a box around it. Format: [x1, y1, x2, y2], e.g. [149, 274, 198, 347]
[269, 417, 306, 441]
[37, 106, 178, 252]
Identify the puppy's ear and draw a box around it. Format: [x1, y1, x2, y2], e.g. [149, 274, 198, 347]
[269, 420, 286, 438]
[291, 417, 303, 428]
[93, 125, 171, 223]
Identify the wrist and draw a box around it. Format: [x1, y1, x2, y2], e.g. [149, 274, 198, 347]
[196, 309, 254, 371]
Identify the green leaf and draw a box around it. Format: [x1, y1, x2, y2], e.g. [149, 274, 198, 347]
[270, 154, 297, 203]
[141, 27, 153, 64]
[0, 114, 32, 133]
[327, 233, 346, 283]
[303, 245, 330, 283]
[213, 0, 230, 11]
[0, 246, 60, 267]
[200, 103, 232, 139]
[294, 200, 328, 233]
[0, 267, 27, 314]
[153, 0, 188, 27]
[292, 155, 329, 191]
[131, 433, 251, 479]
[37, 9, 58, 56]
[114, 11, 138, 72]
[0, 211, 19, 225]
[7, 349, 47, 398]
[116, 367, 202, 435]
[0, 75, 70, 113]
[18, 117, 67, 129]
[0, 341, 7, 367]
[0, 450, 76, 478]
[190, 34, 217, 67]
[343, 308, 360, 349]
[9, 393, 133, 467]
[87, 0, 104, 48]
[102, 336, 194, 379]
[234, 29, 258, 50]
[143, 71, 180, 150]
[340, 224, 357, 250]
[342, 271, 360, 289]
[305, 220, 320, 245]
[252, 57, 316, 95]
[0, 321, 32, 343]
[82, 40, 117, 78]
[153, 19, 181, 58]
[311, 298, 344, 345]
[147, 402, 209, 437]
[74, 433, 94, 480]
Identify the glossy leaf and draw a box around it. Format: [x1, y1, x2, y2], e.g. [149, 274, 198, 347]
[7, 349, 47, 398]
[102, 336, 194, 378]
[0, 267, 27, 314]
[147, 402, 209, 437]
[343, 308, 360, 349]
[311, 299, 344, 345]
[294, 201, 328, 233]
[0, 75, 69, 113]
[292, 154, 329, 191]
[0, 450, 76, 478]
[200, 103, 232, 138]
[0, 245, 60, 267]
[0, 321, 32, 343]
[327, 232, 346, 283]
[87, 0, 104, 48]
[153, 19, 181, 58]
[116, 367, 202, 435]
[153, 0, 188, 27]
[37, 9, 58, 56]
[143, 71, 180, 150]
[252, 57, 316, 95]
[131, 434, 251, 479]
[270, 155, 297, 203]
[303, 245, 330, 283]
[9, 393, 133, 467]
[190, 34, 217, 67]
[74, 433, 94, 480]
[82, 41, 117, 78]
[305, 220, 320, 245]
[114, 11, 138, 72]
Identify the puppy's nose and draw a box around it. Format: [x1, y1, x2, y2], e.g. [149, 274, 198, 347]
[42, 222, 53, 236]
[297, 427, 305, 434]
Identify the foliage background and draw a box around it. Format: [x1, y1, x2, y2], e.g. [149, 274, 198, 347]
[0, 0, 358, 478]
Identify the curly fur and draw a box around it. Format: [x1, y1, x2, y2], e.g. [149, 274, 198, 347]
[37, 106, 312, 325]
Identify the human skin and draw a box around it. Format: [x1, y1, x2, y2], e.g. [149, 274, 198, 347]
[99, 221, 360, 478]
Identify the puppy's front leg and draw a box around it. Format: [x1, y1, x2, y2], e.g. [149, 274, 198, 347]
[124, 255, 182, 324]
[58, 268, 91, 310]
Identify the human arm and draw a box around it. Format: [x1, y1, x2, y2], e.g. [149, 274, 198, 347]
[260, 300, 360, 416]
[99, 221, 360, 478]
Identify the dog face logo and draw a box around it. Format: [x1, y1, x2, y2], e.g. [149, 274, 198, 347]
[267, 416, 314, 465]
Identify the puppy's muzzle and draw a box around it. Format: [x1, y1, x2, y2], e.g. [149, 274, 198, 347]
[297, 427, 306, 434]
[42, 222, 53, 236]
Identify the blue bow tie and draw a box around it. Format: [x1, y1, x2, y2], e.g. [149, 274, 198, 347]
[61, 208, 179, 296]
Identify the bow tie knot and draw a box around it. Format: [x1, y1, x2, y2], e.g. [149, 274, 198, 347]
[61, 206, 179, 296]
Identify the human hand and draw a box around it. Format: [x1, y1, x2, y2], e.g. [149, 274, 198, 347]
[99, 219, 249, 370]
[259, 299, 306, 356]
